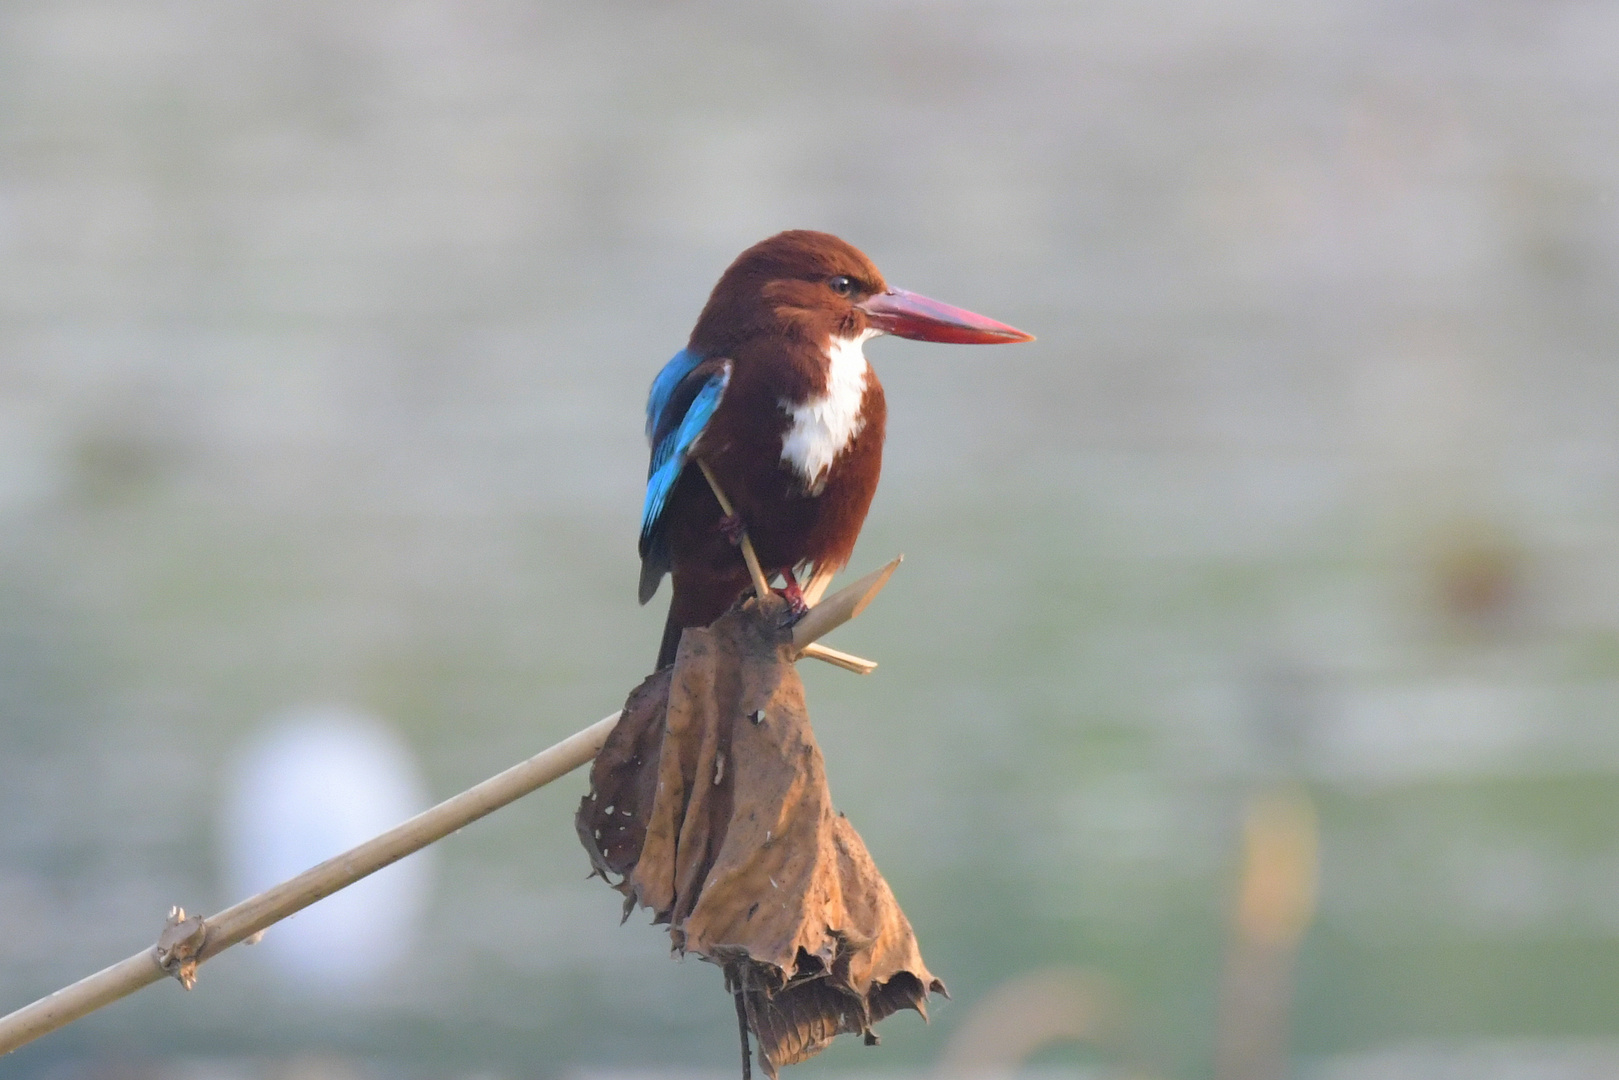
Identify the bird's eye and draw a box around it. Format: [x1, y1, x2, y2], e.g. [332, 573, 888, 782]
[828, 275, 855, 296]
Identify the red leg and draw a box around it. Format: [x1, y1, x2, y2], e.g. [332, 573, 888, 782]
[776, 570, 809, 622]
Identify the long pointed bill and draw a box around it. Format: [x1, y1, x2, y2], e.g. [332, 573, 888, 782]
[858, 287, 1034, 345]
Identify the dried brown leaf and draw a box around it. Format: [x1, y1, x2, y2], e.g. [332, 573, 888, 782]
[577, 595, 944, 1076]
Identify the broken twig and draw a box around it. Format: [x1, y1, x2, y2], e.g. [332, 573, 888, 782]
[801, 564, 837, 607]
[697, 461, 774, 602]
[696, 462, 885, 674]
[790, 557, 901, 653]
[798, 642, 878, 675]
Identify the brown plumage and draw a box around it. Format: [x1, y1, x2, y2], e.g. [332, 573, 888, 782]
[639, 231, 1031, 668]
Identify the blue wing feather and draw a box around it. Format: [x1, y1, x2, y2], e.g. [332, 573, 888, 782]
[640, 358, 730, 548]
[646, 348, 702, 441]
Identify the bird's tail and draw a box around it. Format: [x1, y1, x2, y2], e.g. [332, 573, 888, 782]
[657, 564, 754, 668]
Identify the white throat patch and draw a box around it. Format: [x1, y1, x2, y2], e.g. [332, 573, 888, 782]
[779, 328, 875, 495]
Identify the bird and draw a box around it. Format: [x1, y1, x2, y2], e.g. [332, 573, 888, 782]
[639, 230, 1033, 669]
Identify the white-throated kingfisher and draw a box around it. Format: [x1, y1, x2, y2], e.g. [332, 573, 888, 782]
[640, 230, 1034, 668]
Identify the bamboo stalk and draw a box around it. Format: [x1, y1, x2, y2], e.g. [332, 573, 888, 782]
[0, 953, 165, 1057]
[0, 713, 620, 1057]
[0, 555, 901, 1057]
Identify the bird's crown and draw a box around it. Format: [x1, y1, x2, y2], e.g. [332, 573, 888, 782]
[689, 231, 887, 355]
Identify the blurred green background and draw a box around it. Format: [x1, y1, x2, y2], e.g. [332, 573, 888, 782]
[4, 1, 1619, 1078]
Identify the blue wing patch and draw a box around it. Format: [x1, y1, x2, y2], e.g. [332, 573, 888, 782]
[637, 354, 731, 603]
[646, 348, 702, 441]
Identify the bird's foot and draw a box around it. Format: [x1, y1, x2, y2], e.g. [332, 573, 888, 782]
[717, 514, 746, 546]
[776, 577, 810, 624]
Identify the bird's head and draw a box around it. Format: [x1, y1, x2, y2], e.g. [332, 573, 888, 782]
[688, 230, 1033, 356]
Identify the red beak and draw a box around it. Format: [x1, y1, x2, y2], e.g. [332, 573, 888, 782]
[858, 288, 1034, 345]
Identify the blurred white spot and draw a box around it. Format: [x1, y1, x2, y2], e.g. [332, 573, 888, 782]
[222, 706, 434, 991]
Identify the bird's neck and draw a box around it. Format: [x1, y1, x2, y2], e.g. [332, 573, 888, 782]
[778, 329, 877, 494]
